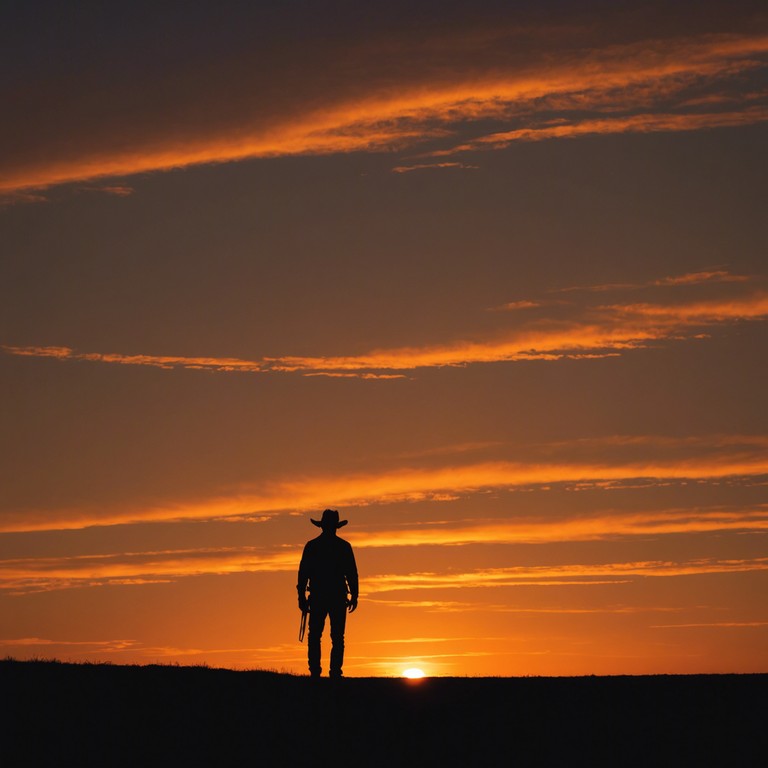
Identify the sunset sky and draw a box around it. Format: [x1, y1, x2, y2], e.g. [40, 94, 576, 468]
[1, 0, 766, 677]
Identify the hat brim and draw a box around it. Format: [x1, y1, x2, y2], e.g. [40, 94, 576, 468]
[311, 519, 348, 528]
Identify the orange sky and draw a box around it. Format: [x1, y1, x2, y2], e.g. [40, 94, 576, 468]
[1, 0, 766, 677]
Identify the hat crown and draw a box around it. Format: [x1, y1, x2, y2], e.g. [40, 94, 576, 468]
[321, 509, 339, 525]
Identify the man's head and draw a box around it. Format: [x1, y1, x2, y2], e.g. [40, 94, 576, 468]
[311, 508, 348, 533]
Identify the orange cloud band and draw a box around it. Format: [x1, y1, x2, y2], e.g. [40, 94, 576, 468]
[3, 31, 767, 193]
[347, 508, 768, 548]
[3, 289, 766, 376]
[430, 107, 768, 156]
[556, 270, 752, 293]
[1, 445, 766, 532]
[364, 557, 768, 593]
[2, 544, 765, 595]
[0, 547, 299, 594]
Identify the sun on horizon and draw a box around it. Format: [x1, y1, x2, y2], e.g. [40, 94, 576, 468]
[402, 667, 426, 679]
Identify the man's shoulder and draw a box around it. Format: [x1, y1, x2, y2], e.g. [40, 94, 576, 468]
[304, 533, 354, 554]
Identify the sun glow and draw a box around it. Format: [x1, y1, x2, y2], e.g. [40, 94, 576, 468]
[402, 667, 426, 679]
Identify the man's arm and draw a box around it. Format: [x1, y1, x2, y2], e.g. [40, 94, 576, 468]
[346, 543, 359, 613]
[297, 544, 310, 612]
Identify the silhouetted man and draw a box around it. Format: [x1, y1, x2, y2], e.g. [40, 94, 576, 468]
[297, 509, 358, 678]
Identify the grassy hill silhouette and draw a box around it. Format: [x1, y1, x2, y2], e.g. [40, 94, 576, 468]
[2, 659, 764, 766]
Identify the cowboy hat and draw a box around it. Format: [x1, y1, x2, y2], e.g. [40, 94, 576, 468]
[311, 509, 348, 529]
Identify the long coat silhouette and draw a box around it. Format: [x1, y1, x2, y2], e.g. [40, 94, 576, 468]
[297, 509, 358, 678]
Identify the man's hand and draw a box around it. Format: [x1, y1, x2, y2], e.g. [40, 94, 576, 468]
[298, 594, 309, 613]
[347, 597, 358, 613]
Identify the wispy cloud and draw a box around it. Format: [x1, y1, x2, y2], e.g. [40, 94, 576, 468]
[0, 345, 269, 372]
[0, 432, 765, 532]
[0, 637, 139, 649]
[399, 441, 506, 459]
[2, 502, 764, 593]
[3, 21, 767, 192]
[348, 507, 768, 549]
[598, 291, 768, 320]
[0, 190, 49, 207]
[556, 270, 752, 293]
[391, 162, 479, 173]
[0, 547, 299, 594]
[362, 636, 489, 645]
[5, 548, 764, 597]
[365, 557, 768, 593]
[650, 621, 768, 628]
[655, 270, 752, 287]
[4, 279, 766, 376]
[0, 184, 133, 207]
[428, 108, 768, 157]
[302, 372, 409, 380]
[0, 636, 305, 668]
[364, 598, 684, 614]
[489, 300, 542, 312]
[76, 184, 134, 197]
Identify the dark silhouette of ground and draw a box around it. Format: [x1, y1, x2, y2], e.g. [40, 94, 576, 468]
[2, 659, 765, 767]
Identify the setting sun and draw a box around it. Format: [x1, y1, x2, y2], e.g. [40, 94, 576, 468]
[402, 668, 426, 679]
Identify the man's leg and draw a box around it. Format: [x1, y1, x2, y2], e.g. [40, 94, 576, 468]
[307, 606, 327, 677]
[328, 601, 348, 678]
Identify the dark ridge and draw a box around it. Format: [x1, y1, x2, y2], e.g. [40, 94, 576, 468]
[3, 659, 765, 767]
